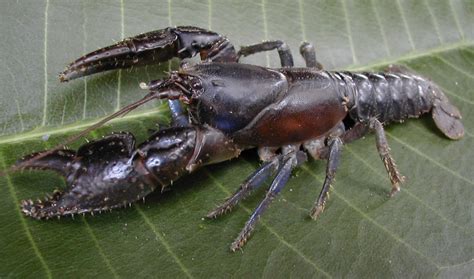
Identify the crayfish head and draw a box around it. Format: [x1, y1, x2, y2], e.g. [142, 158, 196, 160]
[139, 70, 203, 105]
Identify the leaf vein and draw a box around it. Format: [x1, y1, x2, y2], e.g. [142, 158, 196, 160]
[423, 0, 443, 44]
[439, 258, 474, 270]
[115, 0, 125, 112]
[301, 165, 441, 269]
[437, 84, 474, 106]
[386, 132, 473, 186]
[135, 205, 193, 279]
[41, 0, 50, 127]
[167, 0, 172, 72]
[298, 0, 307, 41]
[15, 99, 25, 131]
[435, 55, 474, 79]
[370, 0, 391, 57]
[0, 155, 52, 278]
[340, 0, 357, 65]
[260, 0, 270, 67]
[81, 3, 88, 120]
[208, 0, 212, 30]
[82, 217, 120, 278]
[395, 0, 416, 50]
[345, 146, 471, 233]
[448, 0, 465, 40]
[0, 108, 164, 145]
[60, 98, 67, 125]
[5, 66, 25, 131]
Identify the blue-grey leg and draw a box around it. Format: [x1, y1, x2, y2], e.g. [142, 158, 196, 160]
[230, 152, 301, 251]
[310, 137, 343, 219]
[207, 156, 282, 218]
[168, 100, 190, 127]
[238, 40, 294, 67]
[299, 42, 323, 69]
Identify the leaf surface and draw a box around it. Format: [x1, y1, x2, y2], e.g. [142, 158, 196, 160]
[0, 0, 473, 278]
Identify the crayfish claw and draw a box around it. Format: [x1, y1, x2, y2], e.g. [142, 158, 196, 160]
[59, 28, 178, 81]
[16, 133, 158, 219]
[15, 126, 213, 220]
[20, 190, 65, 219]
[15, 149, 75, 177]
[59, 26, 235, 82]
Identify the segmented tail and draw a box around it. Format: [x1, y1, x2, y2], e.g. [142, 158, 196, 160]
[339, 65, 464, 140]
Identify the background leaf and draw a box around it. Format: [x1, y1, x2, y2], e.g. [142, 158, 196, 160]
[1, 0, 473, 278]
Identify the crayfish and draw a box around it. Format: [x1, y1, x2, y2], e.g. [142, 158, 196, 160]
[11, 26, 464, 251]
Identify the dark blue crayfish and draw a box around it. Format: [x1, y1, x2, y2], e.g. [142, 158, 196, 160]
[13, 26, 464, 251]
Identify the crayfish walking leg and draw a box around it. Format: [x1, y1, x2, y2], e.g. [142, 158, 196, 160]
[230, 146, 307, 251]
[309, 137, 343, 219]
[370, 118, 405, 196]
[238, 40, 323, 70]
[206, 158, 281, 218]
[299, 42, 323, 69]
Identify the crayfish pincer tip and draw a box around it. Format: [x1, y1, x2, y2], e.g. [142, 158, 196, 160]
[58, 73, 67, 82]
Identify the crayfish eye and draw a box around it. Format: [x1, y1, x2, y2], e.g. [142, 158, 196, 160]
[191, 78, 202, 90]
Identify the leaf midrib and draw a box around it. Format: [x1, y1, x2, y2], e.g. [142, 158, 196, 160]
[0, 108, 166, 145]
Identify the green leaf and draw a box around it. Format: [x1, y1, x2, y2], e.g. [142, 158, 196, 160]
[1, 0, 473, 278]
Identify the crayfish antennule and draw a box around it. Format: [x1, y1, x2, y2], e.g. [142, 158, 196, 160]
[139, 82, 149, 90]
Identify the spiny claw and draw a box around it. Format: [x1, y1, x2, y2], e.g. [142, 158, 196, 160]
[21, 190, 65, 219]
[16, 149, 76, 176]
[16, 126, 201, 219]
[17, 133, 155, 219]
[59, 26, 236, 82]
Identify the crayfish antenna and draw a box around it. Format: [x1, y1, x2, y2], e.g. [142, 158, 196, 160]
[5, 92, 159, 176]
